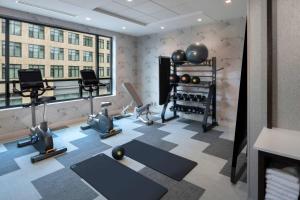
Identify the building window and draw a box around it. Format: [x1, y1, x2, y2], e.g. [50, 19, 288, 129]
[28, 44, 44, 59]
[29, 65, 45, 77]
[68, 66, 79, 77]
[2, 64, 21, 79]
[83, 66, 93, 70]
[99, 53, 104, 63]
[99, 39, 104, 49]
[2, 41, 22, 57]
[83, 36, 93, 47]
[107, 54, 110, 63]
[99, 67, 104, 77]
[51, 47, 64, 60]
[107, 40, 110, 50]
[2, 20, 22, 36]
[106, 67, 110, 77]
[83, 51, 93, 62]
[68, 32, 79, 45]
[68, 49, 80, 61]
[28, 24, 45, 39]
[50, 28, 64, 42]
[50, 65, 64, 78]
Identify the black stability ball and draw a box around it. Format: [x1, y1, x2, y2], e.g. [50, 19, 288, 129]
[169, 74, 180, 83]
[186, 43, 208, 64]
[112, 146, 125, 160]
[180, 74, 191, 83]
[171, 49, 186, 64]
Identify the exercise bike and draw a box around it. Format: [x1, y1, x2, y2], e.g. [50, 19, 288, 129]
[13, 69, 67, 163]
[79, 69, 122, 139]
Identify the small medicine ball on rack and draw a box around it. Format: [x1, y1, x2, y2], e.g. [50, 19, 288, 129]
[171, 49, 186, 64]
[180, 74, 191, 83]
[186, 43, 208, 64]
[191, 76, 200, 84]
[169, 74, 180, 83]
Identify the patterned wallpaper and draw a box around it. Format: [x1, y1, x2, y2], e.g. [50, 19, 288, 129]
[136, 18, 246, 128]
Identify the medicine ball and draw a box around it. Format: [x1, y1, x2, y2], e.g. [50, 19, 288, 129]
[191, 76, 200, 84]
[112, 146, 125, 160]
[171, 49, 186, 64]
[169, 74, 179, 83]
[180, 74, 191, 83]
[186, 43, 208, 64]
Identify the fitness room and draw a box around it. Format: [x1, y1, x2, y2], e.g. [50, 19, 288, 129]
[0, 0, 299, 200]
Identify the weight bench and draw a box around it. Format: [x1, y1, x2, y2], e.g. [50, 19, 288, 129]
[122, 82, 153, 125]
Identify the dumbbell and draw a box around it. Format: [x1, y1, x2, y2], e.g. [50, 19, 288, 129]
[177, 93, 183, 100]
[196, 95, 202, 102]
[201, 95, 207, 101]
[182, 93, 190, 101]
[189, 94, 198, 102]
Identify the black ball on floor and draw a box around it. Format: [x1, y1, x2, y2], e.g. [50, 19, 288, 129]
[112, 146, 125, 160]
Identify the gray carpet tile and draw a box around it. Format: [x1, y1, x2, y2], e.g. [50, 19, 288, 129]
[191, 129, 223, 144]
[202, 138, 234, 160]
[57, 131, 111, 167]
[139, 167, 205, 200]
[32, 168, 98, 200]
[0, 141, 36, 176]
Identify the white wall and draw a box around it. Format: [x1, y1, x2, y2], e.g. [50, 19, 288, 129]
[0, 7, 138, 139]
[136, 18, 246, 129]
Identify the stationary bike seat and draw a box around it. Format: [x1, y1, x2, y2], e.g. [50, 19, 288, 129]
[38, 96, 56, 104]
[101, 102, 112, 107]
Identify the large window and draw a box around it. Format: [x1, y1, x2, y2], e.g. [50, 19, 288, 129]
[51, 47, 64, 60]
[83, 36, 93, 47]
[2, 20, 21, 36]
[2, 41, 22, 57]
[68, 66, 79, 77]
[83, 51, 93, 62]
[0, 18, 113, 108]
[28, 24, 45, 39]
[29, 65, 45, 77]
[2, 64, 21, 80]
[28, 44, 44, 59]
[68, 49, 79, 61]
[50, 65, 64, 78]
[68, 32, 79, 45]
[50, 28, 64, 42]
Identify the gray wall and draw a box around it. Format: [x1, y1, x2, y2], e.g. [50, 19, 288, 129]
[0, 7, 138, 138]
[247, 0, 268, 199]
[136, 18, 246, 129]
[274, 0, 300, 130]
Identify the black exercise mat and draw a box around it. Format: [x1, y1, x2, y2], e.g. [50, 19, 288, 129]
[122, 140, 197, 181]
[71, 154, 167, 200]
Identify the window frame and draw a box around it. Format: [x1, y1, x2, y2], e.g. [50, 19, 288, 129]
[0, 16, 113, 109]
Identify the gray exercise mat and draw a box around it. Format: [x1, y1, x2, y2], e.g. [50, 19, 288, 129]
[71, 154, 167, 200]
[122, 140, 197, 181]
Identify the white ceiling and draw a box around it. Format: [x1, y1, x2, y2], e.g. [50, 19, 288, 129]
[0, 0, 246, 36]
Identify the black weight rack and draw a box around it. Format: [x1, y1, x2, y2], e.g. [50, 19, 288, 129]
[161, 57, 222, 132]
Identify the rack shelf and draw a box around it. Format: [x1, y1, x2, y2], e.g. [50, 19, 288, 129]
[161, 57, 219, 132]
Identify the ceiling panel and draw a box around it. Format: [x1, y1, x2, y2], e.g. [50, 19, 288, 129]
[112, 0, 148, 7]
[149, 9, 178, 20]
[133, 1, 164, 14]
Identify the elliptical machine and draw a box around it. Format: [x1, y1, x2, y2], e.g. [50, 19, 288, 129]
[13, 69, 67, 163]
[79, 69, 122, 139]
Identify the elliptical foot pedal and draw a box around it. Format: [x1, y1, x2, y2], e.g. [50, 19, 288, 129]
[31, 147, 67, 163]
[100, 128, 122, 139]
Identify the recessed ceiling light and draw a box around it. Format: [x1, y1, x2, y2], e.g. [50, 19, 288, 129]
[122, 26, 126, 30]
[85, 17, 91, 21]
[160, 26, 165, 30]
[225, 0, 232, 4]
[16, 0, 19, 3]
[197, 18, 202, 22]
[127, 0, 133, 2]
